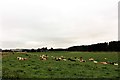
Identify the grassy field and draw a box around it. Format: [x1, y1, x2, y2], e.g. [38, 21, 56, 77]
[2, 51, 119, 79]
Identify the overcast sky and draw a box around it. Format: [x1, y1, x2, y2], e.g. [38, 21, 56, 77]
[0, 0, 119, 49]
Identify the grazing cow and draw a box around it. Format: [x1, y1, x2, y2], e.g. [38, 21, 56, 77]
[93, 61, 108, 64]
[44, 55, 48, 59]
[54, 57, 61, 61]
[53, 56, 67, 61]
[23, 58, 27, 60]
[21, 58, 24, 60]
[93, 60, 98, 64]
[17, 57, 22, 60]
[114, 63, 118, 66]
[60, 56, 64, 59]
[108, 62, 118, 66]
[42, 58, 47, 60]
[79, 57, 86, 62]
[100, 62, 108, 64]
[60, 56, 66, 60]
[68, 58, 76, 61]
[40, 54, 48, 61]
[63, 59, 67, 61]
[17, 57, 27, 61]
[89, 57, 94, 61]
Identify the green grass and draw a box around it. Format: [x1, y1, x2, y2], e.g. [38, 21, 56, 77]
[2, 51, 119, 78]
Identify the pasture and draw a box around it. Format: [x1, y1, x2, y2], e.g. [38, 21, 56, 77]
[2, 51, 119, 79]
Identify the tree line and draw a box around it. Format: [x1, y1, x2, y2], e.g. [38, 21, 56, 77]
[1, 41, 120, 52]
[67, 41, 120, 51]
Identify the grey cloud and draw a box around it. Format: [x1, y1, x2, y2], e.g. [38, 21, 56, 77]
[2, 41, 24, 49]
[0, 0, 118, 49]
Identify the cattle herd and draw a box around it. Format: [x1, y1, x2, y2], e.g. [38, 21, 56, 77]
[16, 54, 118, 66]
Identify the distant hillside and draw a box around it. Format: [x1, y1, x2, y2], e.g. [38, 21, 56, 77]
[2, 41, 120, 52]
[67, 41, 120, 52]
